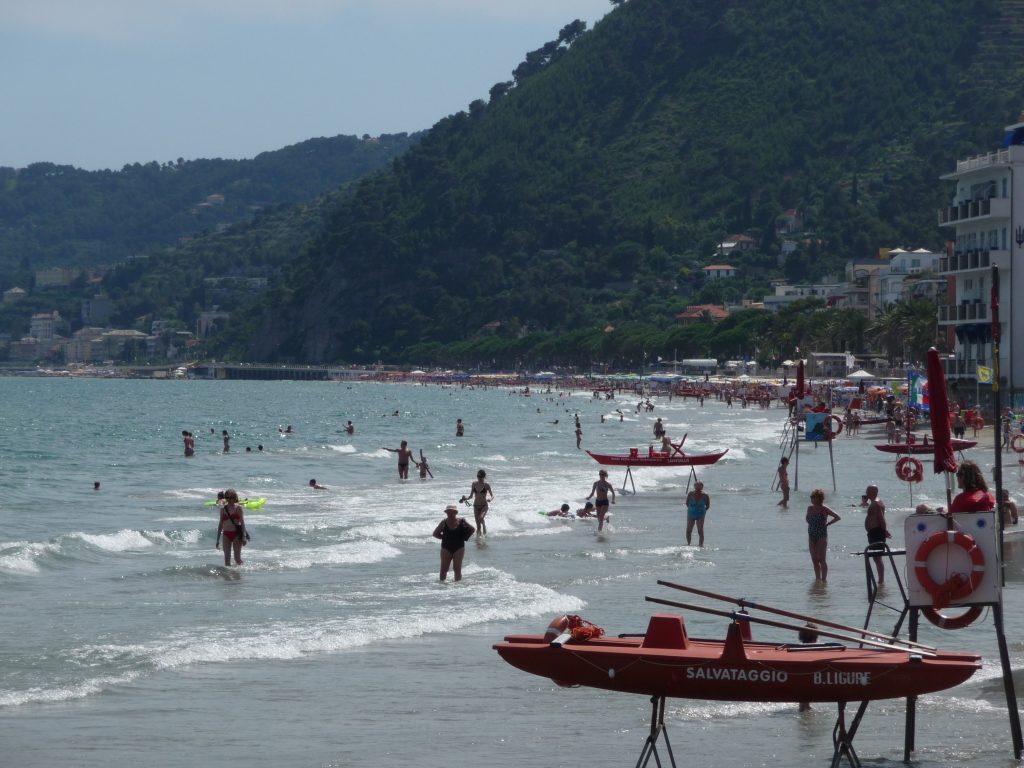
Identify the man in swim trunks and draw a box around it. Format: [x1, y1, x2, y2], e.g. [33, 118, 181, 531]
[466, 469, 493, 536]
[345, 421, 355, 434]
[685, 481, 711, 547]
[586, 470, 616, 532]
[864, 485, 890, 583]
[182, 430, 195, 457]
[385, 440, 414, 479]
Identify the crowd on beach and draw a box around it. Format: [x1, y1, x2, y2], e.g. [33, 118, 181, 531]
[182, 377, 1019, 588]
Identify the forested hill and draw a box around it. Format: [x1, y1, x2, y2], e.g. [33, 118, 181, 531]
[0, 133, 418, 276]
[235, 0, 1024, 365]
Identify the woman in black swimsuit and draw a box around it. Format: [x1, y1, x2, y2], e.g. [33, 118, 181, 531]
[433, 504, 475, 581]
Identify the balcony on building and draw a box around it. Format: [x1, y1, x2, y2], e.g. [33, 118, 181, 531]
[937, 302, 989, 324]
[937, 196, 1011, 227]
[943, 356, 986, 378]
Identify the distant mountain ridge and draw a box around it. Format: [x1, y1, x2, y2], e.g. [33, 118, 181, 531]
[234, 0, 1024, 365]
[0, 132, 419, 277]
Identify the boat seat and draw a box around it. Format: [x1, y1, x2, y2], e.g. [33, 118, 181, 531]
[641, 613, 688, 649]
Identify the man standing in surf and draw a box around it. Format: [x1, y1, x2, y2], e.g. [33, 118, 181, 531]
[384, 440, 414, 479]
[586, 469, 616, 532]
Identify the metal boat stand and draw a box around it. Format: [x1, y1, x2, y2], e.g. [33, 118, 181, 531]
[634, 695, 677, 768]
[620, 465, 637, 495]
[853, 545, 910, 636]
[827, 546, 912, 768]
[829, 701, 861, 768]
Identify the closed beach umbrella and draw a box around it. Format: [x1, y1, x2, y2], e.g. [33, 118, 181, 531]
[795, 360, 805, 398]
[927, 348, 956, 476]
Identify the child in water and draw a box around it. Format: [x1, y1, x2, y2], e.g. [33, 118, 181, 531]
[776, 457, 790, 508]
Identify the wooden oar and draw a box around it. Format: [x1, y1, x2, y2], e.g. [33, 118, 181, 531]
[645, 596, 936, 657]
[657, 579, 936, 652]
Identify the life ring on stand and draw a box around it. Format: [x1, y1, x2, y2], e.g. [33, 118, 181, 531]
[921, 606, 984, 630]
[913, 530, 985, 625]
[1012, 435, 1024, 453]
[895, 456, 924, 483]
[826, 415, 844, 437]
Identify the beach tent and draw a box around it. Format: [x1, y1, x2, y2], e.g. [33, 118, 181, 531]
[847, 370, 875, 379]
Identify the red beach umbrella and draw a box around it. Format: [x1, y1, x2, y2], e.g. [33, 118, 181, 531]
[796, 360, 805, 399]
[927, 347, 957, 475]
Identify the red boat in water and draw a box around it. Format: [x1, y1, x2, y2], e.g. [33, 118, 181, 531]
[874, 438, 976, 455]
[586, 447, 728, 467]
[495, 612, 980, 703]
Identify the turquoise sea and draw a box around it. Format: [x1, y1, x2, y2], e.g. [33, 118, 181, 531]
[1, 378, 1022, 767]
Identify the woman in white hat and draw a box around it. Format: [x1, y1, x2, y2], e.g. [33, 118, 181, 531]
[433, 504, 475, 581]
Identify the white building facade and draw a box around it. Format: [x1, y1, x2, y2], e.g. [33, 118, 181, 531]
[937, 116, 1024, 406]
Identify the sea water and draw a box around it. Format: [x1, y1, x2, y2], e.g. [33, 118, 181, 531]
[1, 378, 1022, 768]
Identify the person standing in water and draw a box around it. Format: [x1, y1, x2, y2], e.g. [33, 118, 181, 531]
[864, 485, 890, 583]
[685, 481, 711, 547]
[464, 469, 493, 537]
[384, 440, 414, 479]
[433, 504, 475, 581]
[777, 457, 790, 508]
[216, 488, 248, 566]
[222, 430, 230, 453]
[455, 419, 464, 437]
[806, 488, 840, 581]
[182, 430, 195, 458]
[586, 469, 616, 532]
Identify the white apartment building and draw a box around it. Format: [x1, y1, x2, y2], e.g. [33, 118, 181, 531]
[937, 115, 1024, 404]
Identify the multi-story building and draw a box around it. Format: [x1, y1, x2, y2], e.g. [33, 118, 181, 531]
[937, 115, 1024, 406]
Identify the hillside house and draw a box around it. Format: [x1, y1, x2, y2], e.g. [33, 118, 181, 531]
[676, 304, 730, 325]
[703, 264, 738, 280]
[718, 234, 756, 255]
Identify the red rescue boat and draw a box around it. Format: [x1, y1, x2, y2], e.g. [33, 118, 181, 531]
[495, 612, 980, 703]
[586, 448, 728, 467]
[874, 438, 976, 454]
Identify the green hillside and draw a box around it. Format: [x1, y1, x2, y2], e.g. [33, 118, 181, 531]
[0, 133, 418, 279]
[231, 0, 1023, 366]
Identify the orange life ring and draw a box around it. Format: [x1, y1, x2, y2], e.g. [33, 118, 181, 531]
[543, 615, 571, 642]
[1012, 435, 1024, 454]
[921, 606, 984, 630]
[895, 456, 924, 483]
[826, 414, 844, 437]
[545, 614, 605, 642]
[913, 530, 985, 607]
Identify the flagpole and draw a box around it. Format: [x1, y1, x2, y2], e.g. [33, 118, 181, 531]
[991, 264, 1022, 759]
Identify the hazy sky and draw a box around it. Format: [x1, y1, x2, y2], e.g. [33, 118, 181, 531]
[1, 0, 611, 170]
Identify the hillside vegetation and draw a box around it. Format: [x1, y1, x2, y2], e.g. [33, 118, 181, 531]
[228, 0, 1022, 366]
[0, 133, 418, 280]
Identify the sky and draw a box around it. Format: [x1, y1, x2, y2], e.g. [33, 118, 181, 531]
[0, 0, 612, 171]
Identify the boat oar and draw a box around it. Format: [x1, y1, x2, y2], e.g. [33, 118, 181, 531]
[656, 579, 937, 652]
[644, 596, 936, 657]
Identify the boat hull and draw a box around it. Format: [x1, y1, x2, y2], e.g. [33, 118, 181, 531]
[495, 622, 980, 703]
[586, 449, 728, 467]
[874, 439, 976, 454]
